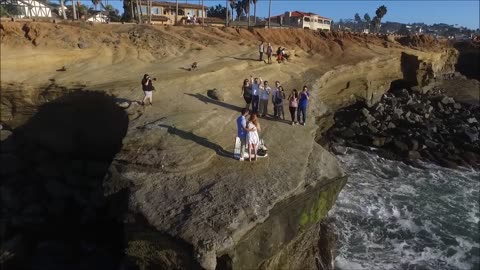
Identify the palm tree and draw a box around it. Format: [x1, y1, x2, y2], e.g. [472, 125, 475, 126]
[374, 5, 387, 32]
[234, 1, 242, 21]
[229, 0, 235, 24]
[252, 0, 257, 25]
[241, 0, 250, 27]
[363, 13, 371, 31]
[136, 0, 142, 23]
[72, 0, 77, 19]
[60, 0, 67, 19]
[91, 0, 99, 10]
[267, 0, 271, 28]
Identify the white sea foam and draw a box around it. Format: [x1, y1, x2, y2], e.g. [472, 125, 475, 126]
[331, 148, 480, 270]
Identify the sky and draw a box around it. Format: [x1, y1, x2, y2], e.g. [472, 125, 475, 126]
[100, 0, 479, 30]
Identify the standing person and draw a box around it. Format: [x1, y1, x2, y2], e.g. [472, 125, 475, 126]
[288, 89, 299, 125]
[273, 86, 286, 120]
[272, 81, 281, 117]
[297, 85, 310, 126]
[276, 47, 283, 63]
[266, 43, 273, 64]
[246, 114, 261, 162]
[250, 76, 262, 115]
[258, 41, 264, 62]
[240, 78, 252, 109]
[259, 80, 271, 117]
[236, 108, 250, 161]
[141, 74, 155, 106]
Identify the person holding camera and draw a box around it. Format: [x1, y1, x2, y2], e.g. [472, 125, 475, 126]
[141, 74, 156, 106]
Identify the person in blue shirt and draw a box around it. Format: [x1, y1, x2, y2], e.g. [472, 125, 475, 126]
[297, 85, 310, 126]
[236, 108, 251, 160]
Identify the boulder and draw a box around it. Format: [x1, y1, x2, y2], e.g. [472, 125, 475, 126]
[207, 89, 225, 101]
[0, 129, 12, 141]
[393, 139, 409, 152]
[372, 137, 386, 147]
[441, 96, 455, 104]
[408, 150, 422, 160]
[365, 114, 376, 124]
[467, 118, 478, 124]
[453, 103, 462, 110]
[339, 128, 356, 138]
[361, 108, 370, 118]
[425, 140, 438, 151]
[464, 128, 479, 142]
[367, 124, 379, 134]
[408, 139, 419, 151]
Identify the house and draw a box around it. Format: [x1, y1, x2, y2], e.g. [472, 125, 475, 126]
[87, 12, 108, 23]
[139, 1, 207, 25]
[0, 0, 52, 18]
[270, 11, 332, 31]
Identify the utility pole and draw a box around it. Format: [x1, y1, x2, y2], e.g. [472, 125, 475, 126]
[175, 0, 178, 25]
[201, 0, 204, 26]
[225, 0, 228, 27]
[72, 0, 77, 20]
[268, 0, 271, 28]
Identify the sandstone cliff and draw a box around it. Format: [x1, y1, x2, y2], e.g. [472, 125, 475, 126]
[0, 22, 462, 270]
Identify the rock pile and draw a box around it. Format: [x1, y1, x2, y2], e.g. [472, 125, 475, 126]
[327, 86, 480, 169]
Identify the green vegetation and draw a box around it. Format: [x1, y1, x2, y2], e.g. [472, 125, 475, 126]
[0, 3, 21, 17]
[206, 4, 229, 19]
[298, 180, 346, 231]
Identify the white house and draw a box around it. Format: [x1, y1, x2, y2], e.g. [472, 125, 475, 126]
[87, 13, 108, 23]
[1, 0, 52, 18]
[270, 11, 332, 31]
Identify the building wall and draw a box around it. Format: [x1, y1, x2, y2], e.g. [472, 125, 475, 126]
[7, 0, 52, 18]
[140, 5, 206, 24]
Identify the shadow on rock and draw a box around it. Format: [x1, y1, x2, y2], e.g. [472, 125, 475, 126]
[0, 91, 131, 270]
[158, 124, 233, 159]
[185, 93, 243, 112]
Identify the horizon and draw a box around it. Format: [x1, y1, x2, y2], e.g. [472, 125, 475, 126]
[98, 0, 480, 30]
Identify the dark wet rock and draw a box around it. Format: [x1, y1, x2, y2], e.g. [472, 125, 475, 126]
[44, 180, 71, 199]
[327, 84, 480, 169]
[331, 144, 347, 155]
[0, 153, 21, 176]
[464, 127, 479, 142]
[408, 139, 419, 151]
[393, 139, 409, 152]
[441, 96, 455, 104]
[367, 124, 378, 134]
[372, 137, 386, 147]
[467, 117, 478, 124]
[339, 128, 356, 138]
[408, 150, 422, 160]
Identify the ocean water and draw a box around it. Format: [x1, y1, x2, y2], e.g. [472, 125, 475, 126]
[331, 148, 480, 270]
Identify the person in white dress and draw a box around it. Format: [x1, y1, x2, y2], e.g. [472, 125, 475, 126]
[246, 114, 261, 162]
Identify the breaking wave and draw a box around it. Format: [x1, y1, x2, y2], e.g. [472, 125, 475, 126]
[331, 148, 480, 270]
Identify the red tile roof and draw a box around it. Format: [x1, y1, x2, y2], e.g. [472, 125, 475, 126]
[270, 11, 331, 21]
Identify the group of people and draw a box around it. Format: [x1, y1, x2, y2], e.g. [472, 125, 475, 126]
[240, 76, 310, 126]
[258, 41, 290, 64]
